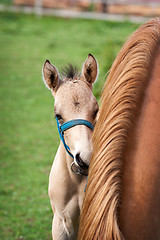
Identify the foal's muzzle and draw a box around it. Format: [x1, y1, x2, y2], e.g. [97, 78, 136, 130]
[71, 162, 88, 176]
[75, 153, 89, 175]
[56, 117, 94, 176]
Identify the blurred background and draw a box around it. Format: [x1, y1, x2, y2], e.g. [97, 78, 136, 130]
[0, 1, 159, 240]
[13, 0, 160, 16]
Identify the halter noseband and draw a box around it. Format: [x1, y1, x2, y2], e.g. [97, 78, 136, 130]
[56, 117, 94, 159]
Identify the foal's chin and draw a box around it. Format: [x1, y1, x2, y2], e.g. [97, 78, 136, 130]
[71, 160, 89, 176]
[77, 165, 89, 176]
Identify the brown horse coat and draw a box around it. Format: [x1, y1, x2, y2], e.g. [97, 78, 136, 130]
[78, 19, 160, 240]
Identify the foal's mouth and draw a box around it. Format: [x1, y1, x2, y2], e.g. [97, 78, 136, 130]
[71, 162, 89, 176]
[71, 153, 89, 176]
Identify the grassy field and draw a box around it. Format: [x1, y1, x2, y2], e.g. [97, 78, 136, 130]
[0, 11, 139, 240]
[0, 0, 12, 5]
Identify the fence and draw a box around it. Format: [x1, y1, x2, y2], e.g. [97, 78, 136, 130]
[13, 0, 160, 16]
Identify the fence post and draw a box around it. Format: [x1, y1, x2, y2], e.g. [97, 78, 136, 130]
[101, 0, 108, 13]
[35, 0, 42, 16]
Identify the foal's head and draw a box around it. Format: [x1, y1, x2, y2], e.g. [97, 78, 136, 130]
[43, 54, 99, 175]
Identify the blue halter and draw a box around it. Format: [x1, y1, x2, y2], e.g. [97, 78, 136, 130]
[56, 117, 94, 159]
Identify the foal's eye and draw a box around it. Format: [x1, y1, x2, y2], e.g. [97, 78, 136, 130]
[55, 114, 62, 120]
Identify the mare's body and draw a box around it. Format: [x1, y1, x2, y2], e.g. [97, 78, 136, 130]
[78, 19, 160, 240]
[120, 47, 160, 239]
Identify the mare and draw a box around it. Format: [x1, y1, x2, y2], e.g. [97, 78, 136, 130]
[42, 54, 99, 240]
[78, 19, 160, 240]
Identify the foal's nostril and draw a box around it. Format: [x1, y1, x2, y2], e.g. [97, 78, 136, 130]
[75, 153, 83, 167]
[75, 153, 89, 170]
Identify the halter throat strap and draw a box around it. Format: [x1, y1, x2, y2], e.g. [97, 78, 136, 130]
[56, 117, 94, 159]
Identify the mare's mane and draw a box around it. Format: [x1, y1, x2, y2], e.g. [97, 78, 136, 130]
[78, 19, 160, 240]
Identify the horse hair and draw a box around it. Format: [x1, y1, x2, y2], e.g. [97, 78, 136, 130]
[78, 19, 160, 240]
[61, 64, 79, 79]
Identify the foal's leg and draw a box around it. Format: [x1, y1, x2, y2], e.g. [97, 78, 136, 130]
[52, 211, 76, 240]
[52, 213, 68, 240]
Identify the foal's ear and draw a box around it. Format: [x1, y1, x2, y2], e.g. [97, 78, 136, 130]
[42, 60, 61, 94]
[82, 54, 98, 86]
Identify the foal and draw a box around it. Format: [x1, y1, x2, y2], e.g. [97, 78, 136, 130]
[43, 54, 99, 240]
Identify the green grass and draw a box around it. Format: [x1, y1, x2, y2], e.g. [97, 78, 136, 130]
[0, 0, 13, 5]
[0, 11, 139, 239]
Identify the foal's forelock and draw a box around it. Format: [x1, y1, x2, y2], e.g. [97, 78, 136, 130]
[61, 64, 80, 80]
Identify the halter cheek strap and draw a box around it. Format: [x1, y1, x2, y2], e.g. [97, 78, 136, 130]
[56, 117, 94, 159]
[56, 117, 74, 158]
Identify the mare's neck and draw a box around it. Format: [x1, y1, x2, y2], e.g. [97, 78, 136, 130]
[119, 49, 160, 240]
